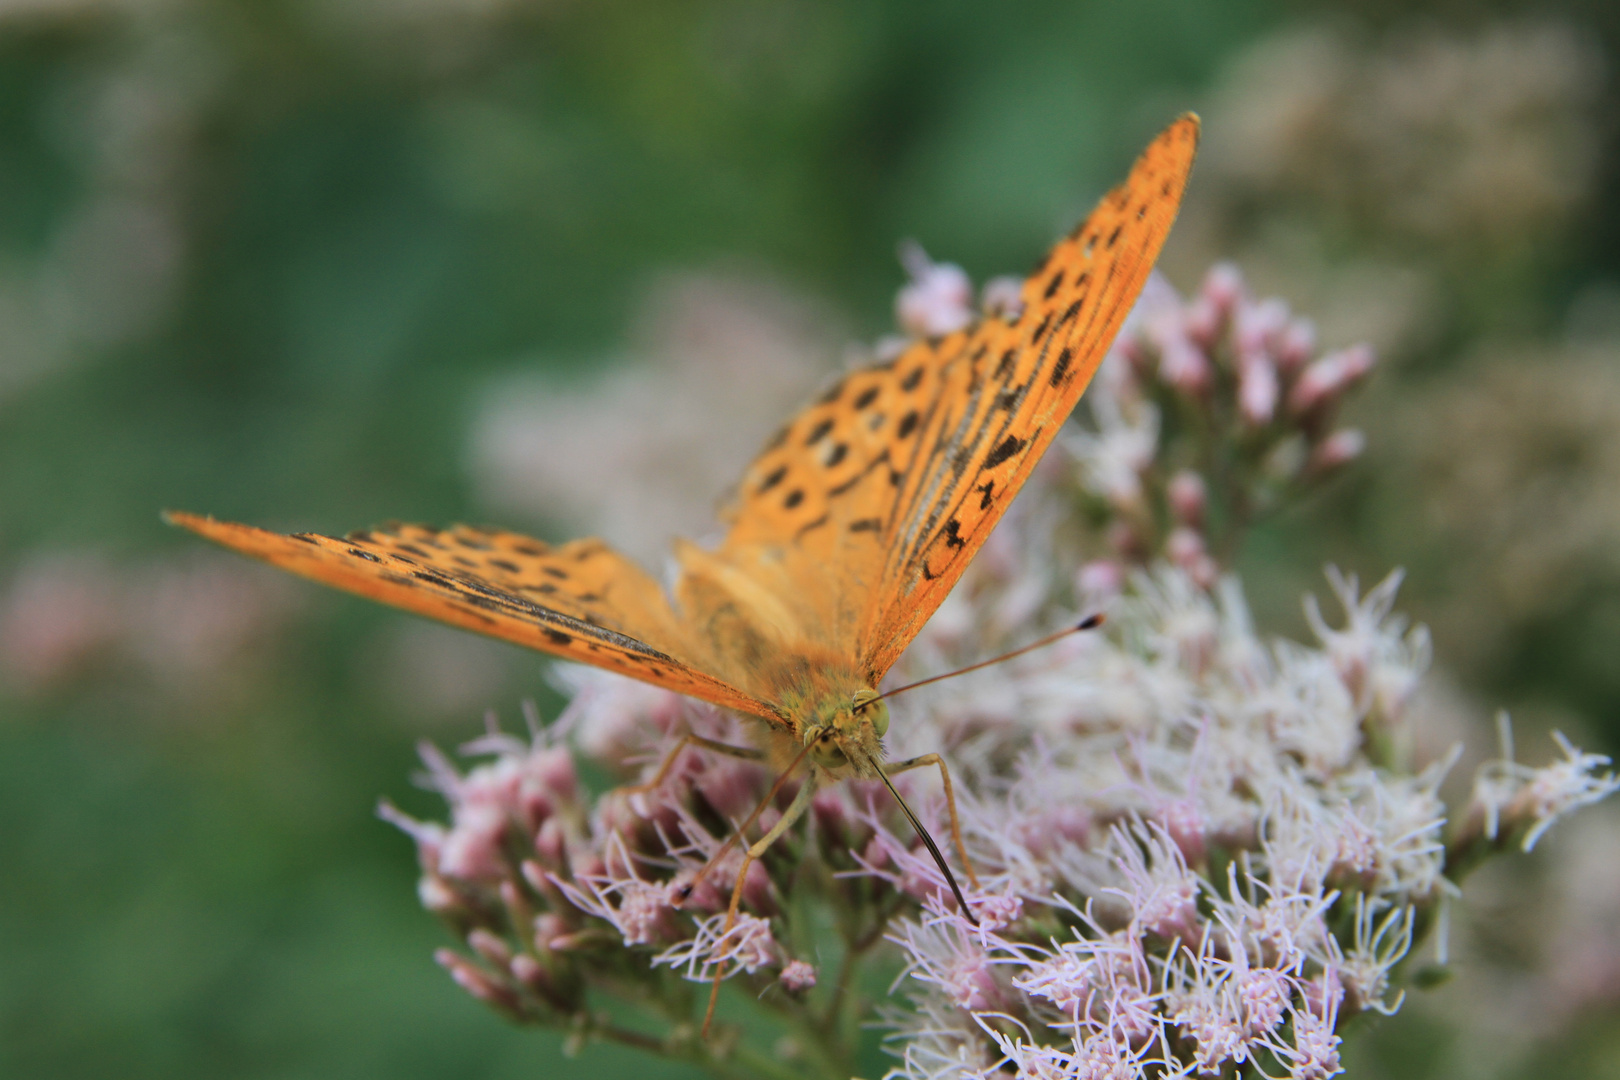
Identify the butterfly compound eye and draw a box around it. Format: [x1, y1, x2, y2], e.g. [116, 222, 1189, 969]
[852, 688, 889, 737]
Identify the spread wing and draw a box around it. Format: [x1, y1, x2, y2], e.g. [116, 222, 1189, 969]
[717, 114, 1199, 685]
[164, 511, 784, 723]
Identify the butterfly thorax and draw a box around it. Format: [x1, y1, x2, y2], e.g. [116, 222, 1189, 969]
[763, 655, 889, 781]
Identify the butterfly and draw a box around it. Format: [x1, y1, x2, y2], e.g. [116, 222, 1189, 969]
[168, 113, 1197, 1021]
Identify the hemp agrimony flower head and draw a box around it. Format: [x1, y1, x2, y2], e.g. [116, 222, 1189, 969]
[384, 252, 1617, 1080]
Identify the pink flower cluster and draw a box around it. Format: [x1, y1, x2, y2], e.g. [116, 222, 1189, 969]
[1069, 264, 1374, 588]
[381, 252, 1617, 1080]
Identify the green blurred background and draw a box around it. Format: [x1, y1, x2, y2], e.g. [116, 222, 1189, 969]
[2, 2, 1618, 1078]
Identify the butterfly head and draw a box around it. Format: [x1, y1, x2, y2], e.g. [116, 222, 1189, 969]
[799, 686, 889, 776]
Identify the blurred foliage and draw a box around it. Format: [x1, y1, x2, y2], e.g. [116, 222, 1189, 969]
[0, 1, 1615, 1078]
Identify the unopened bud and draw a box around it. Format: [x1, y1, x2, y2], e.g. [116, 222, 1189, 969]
[535, 818, 567, 865]
[1278, 317, 1316, 373]
[1167, 471, 1207, 526]
[1158, 336, 1211, 395]
[1238, 353, 1279, 426]
[1201, 261, 1245, 313]
[436, 948, 520, 1012]
[469, 928, 513, 967]
[896, 241, 974, 337]
[418, 874, 461, 914]
[534, 913, 568, 952]
[1310, 428, 1366, 472]
[1289, 344, 1376, 414]
[509, 953, 550, 993]
[981, 275, 1025, 321]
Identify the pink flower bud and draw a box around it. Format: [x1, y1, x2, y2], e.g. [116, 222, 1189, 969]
[1310, 428, 1366, 472]
[469, 928, 513, 967]
[980, 275, 1025, 321]
[896, 241, 974, 337]
[534, 913, 568, 951]
[1278, 317, 1316, 373]
[1167, 470, 1207, 526]
[1201, 261, 1245, 312]
[418, 874, 461, 914]
[1288, 344, 1376, 414]
[436, 948, 519, 1011]
[1157, 335, 1211, 395]
[780, 958, 817, 992]
[509, 953, 551, 993]
[1238, 353, 1278, 426]
[520, 859, 548, 893]
[1234, 296, 1288, 358]
[1184, 295, 1222, 346]
[535, 817, 567, 866]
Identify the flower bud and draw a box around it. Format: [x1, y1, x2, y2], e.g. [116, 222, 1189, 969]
[1157, 335, 1211, 395]
[896, 241, 974, 337]
[1238, 353, 1279, 426]
[1167, 470, 1207, 526]
[1310, 428, 1366, 472]
[980, 275, 1025, 320]
[1289, 344, 1376, 414]
[469, 928, 513, 967]
[1200, 261, 1245, 313]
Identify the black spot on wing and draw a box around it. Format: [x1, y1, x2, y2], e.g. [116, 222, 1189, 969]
[759, 465, 788, 493]
[984, 434, 1026, 469]
[849, 517, 881, 533]
[897, 411, 919, 439]
[901, 367, 924, 392]
[976, 480, 995, 510]
[784, 489, 804, 509]
[349, 547, 381, 562]
[805, 419, 834, 446]
[1043, 269, 1065, 299]
[1049, 346, 1073, 387]
[853, 386, 880, 410]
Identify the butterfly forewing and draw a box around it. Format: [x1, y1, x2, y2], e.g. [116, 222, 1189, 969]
[165, 512, 781, 720]
[169, 115, 1196, 723]
[720, 115, 1199, 685]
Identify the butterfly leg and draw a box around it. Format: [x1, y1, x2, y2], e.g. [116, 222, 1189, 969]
[701, 774, 817, 1038]
[881, 754, 980, 890]
[620, 733, 765, 802]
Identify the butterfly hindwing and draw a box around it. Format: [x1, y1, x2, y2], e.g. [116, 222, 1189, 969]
[165, 511, 782, 721]
[719, 115, 1199, 685]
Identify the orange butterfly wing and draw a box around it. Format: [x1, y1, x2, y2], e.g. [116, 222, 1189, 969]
[164, 512, 784, 722]
[719, 114, 1199, 685]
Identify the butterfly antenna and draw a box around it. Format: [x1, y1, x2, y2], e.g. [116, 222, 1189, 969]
[865, 752, 979, 927]
[865, 613, 1105, 707]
